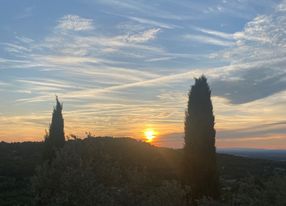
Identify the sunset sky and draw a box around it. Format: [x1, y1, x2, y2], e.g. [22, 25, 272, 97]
[0, 0, 286, 149]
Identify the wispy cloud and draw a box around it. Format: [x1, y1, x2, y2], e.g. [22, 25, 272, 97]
[15, 36, 34, 44]
[3, 43, 31, 54]
[125, 28, 160, 43]
[96, 0, 193, 20]
[195, 27, 234, 40]
[145, 56, 176, 62]
[128, 16, 175, 29]
[222, 8, 286, 63]
[56, 15, 94, 31]
[277, 0, 286, 11]
[184, 34, 234, 46]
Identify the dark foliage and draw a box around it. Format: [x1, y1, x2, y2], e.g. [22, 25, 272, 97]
[0, 142, 43, 206]
[220, 175, 286, 206]
[32, 137, 187, 206]
[184, 76, 220, 200]
[43, 97, 65, 161]
[0, 139, 286, 205]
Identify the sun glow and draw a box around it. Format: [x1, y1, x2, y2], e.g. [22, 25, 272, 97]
[144, 129, 156, 142]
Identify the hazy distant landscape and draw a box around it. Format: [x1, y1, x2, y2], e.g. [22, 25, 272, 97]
[218, 148, 286, 161]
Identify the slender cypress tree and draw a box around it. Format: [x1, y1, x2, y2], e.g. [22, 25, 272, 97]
[184, 75, 219, 200]
[43, 96, 65, 161]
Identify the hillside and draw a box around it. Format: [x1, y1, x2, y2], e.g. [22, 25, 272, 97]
[1, 138, 285, 179]
[0, 137, 286, 205]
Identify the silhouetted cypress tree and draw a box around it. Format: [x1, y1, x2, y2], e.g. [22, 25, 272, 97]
[184, 75, 219, 201]
[43, 96, 65, 161]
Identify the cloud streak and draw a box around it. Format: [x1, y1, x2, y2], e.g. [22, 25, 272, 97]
[184, 34, 234, 46]
[56, 15, 94, 31]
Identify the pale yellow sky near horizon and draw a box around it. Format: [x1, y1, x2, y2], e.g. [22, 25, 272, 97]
[1, 92, 285, 149]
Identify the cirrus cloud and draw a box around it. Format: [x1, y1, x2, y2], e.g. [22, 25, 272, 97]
[56, 15, 94, 31]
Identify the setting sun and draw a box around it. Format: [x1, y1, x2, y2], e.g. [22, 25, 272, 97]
[144, 129, 156, 142]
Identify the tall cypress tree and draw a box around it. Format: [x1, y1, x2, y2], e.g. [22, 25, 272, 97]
[43, 96, 65, 161]
[184, 75, 219, 200]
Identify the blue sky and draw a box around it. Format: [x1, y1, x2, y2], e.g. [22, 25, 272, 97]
[0, 0, 286, 149]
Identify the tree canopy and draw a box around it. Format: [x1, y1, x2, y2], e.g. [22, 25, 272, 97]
[184, 75, 219, 200]
[43, 96, 65, 161]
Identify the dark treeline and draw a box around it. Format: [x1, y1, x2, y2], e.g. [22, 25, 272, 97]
[1, 76, 286, 205]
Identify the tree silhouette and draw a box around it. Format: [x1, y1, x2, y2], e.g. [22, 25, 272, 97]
[184, 75, 219, 200]
[43, 96, 65, 161]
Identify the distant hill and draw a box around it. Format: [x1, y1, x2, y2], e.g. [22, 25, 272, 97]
[218, 148, 286, 161]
